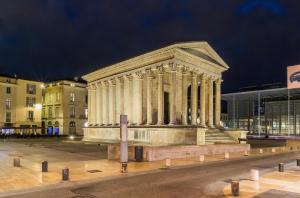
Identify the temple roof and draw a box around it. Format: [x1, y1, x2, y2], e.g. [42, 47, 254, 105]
[83, 41, 229, 82]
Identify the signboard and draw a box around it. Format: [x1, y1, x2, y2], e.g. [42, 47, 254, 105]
[288, 65, 300, 89]
[120, 115, 128, 163]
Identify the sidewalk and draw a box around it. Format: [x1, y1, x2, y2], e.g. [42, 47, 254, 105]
[223, 162, 300, 197]
[0, 141, 298, 196]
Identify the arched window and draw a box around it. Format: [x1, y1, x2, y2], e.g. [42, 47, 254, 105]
[55, 121, 59, 127]
[48, 121, 52, 126]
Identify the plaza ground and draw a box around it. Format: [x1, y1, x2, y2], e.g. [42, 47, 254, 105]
[1, 138, 300, 197]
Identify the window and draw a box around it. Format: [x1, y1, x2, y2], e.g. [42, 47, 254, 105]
[84, 108, 88, 119]
[48, 106, 53, 118]
[55, 106, 60, 118]
[42, 107, 46, 118]
[85, 95, 88, 105]
[26, 97, 36, 107]
[27, 111, 34, 121]
[70, 92, 75, 102]
[5, 112, 11, 123]
[56, 93, 60, 103]
[5, 99, 11, 110]
[26, 84, 36, 94]
[6, 87, 11, 94]
[70, 106, 75, 118]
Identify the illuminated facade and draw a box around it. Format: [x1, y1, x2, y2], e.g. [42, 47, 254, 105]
[0, 75, 43, 134]
[83, 42, 235, 145]
[42, 79, 88, 135]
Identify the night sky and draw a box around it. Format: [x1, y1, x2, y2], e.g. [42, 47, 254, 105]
[0, 0, 300, 93]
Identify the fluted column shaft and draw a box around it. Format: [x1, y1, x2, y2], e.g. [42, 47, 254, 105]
[200, 75, 207, 127]
[124, 76, 133, 124]
[133, 74, 143, 125]
[169, 69, 177, 125]
[96, 83, 102, 125]
[102, 82, 109, 125]
[215, 79, 221, 127]
[157, 70, 164, 125]
[146, 74, 153, 125]
[90, 85, 97, 125]
[108, 80, 116, 125]
[208, 77, 214, 127]
[191, 73, 198, 125]
[115, 78, 124, 124]
[87, 86, 92, 125]
[182, 72, 188, 125]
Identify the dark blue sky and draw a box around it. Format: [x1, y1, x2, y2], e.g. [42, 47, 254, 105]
[0, 0, 300, 93]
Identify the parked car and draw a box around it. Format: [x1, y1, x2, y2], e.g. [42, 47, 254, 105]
[290, 71, 300, 83]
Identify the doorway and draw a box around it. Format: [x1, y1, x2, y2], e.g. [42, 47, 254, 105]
[164, 92, 170, 124]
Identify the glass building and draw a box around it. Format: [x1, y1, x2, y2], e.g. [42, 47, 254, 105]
[222, 84, 300, 136]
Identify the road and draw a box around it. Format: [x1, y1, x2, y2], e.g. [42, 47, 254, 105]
[4, 151, 300, 198]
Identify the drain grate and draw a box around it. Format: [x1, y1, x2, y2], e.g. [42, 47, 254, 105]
[87, 170, 102, 173]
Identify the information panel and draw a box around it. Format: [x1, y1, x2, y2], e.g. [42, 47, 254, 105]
[288, 65, 300, 89]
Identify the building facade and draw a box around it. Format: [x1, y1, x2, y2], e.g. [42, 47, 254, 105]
[42, 79, 88, 136]
[83, 42, 231, 145]
[222, 86, 300, 136]
[0, 75, 43, 134]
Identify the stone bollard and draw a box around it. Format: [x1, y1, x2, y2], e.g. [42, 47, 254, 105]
[259, 149, 263, 154]
[231, 180, 239, 196]
[290, 147, 293, 151]
[278, 163, 284, 172]
[225, 152, 230, 160]
[165, 158, 171, 168]
[42, 161, 48, 172]
[244, 150, 249, 156]
[271, 148, 276, 153]
[121, 163, 128, 173]
[62, 168, 69, 181]
[297, 159, 300, 166]
[13, 158, 20, 167]
[250, 169, 259, 181]
[199, 155, 205, 162]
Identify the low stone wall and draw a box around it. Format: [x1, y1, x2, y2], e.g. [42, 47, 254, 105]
[224, 129, 248, 143]
[108, 144, 250, 162]
[83, 126, 198, 145]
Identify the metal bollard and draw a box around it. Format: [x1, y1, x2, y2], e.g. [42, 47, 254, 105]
[278, 163, 284, 172]
[199, 155, 205, 162]
[297, 159, 300, 166]
[42, 161, 48, 172]
[13, 158, 20, 167]
[259, 149, 263, 154]
[231, 180, 239, 196]
[121, 162, 128, 173]
[225, 152, 230, 159]
[165, 158, 171, 168]
[62, 168, 69, 181]
[250, 169, 259, 181]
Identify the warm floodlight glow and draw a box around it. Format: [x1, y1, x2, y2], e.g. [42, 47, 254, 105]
[84, 122, 89, 127]
[40, 84, 45, 89]
[69, 135, 75, 140]
[34, 103, 42, 110]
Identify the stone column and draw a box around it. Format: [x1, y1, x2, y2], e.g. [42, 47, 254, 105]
[90, 84, 97, 125]
[157, 67, 164, 125]
[115, 77, 124, 124]
[191, 73, 198, 125]
[96, 82, 102, 125]
[215, 78, 222, 127]
[124, 75, 133, 124]
[208, 77, 214, 127]
[169, 65, 177, 125]
[200, 74, 207, 127]
[108, 79, 116, 125]
[133, 72, 143, 125]
[87, 85, 92, 125]
[146, 70, 154, 125]
[182, 69, 188, 125]
[102, 81, 109, 125]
